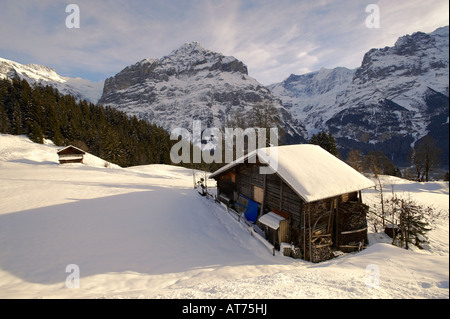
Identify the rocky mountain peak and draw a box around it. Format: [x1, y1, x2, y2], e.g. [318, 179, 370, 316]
[101, 42, 250, 99]
[169, 41, 208, 56]
[158, 42, 248, 75]
[394, 26, 448, 55]
[331, 26, 448, 166]
[98, 43, 305, 142]
[355, 26, 449, 84]
[270, 26, 449, 167]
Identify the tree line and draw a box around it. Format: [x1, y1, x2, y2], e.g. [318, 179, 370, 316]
[0, 79, 172, 167]
[308, 130, 446, 181]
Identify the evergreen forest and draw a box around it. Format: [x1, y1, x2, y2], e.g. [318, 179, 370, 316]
[0, 79, 173, 167]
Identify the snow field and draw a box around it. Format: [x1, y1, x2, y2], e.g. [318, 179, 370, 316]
[0, 134, 448, 299]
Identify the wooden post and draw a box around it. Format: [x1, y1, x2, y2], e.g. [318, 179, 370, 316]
[327, 199, 334, 234]
[329, 199, 336, 243]
[259, 173, 267, 219]
[303, 204, 307, 261]
[192, 170, 196, 189]
[204, 171, 208, 198]
[279, 180, 284, 210]
[273, 230, 276, 248]
[402, 199, 408, 250]
[308, 206, 312, 262]
[236, 168, 240, 195]
[336, 203, 340, 250]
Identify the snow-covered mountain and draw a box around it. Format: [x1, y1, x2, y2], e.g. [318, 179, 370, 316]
[268, 67, 355, 134]
[98, 42, 307, 143]
[0, 57, 103, 103]
[271, 26, 449, 167]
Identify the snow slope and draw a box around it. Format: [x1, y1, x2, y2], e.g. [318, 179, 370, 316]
[0, 134, 448, 299]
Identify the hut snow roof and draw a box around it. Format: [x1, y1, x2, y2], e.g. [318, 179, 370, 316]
[209, 144, 375, 203]
[57, 145, 86, 155]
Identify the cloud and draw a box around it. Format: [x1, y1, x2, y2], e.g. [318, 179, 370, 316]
[0, 0, 448, 85]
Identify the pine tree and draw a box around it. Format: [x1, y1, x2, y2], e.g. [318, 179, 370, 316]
[388, 196, 434, 250]
[0, 103, 10, 134]
[0, 80, 8, 133]
[309, 131, 339, 156]
[28, 120, 44, 143]
[11, 101, 23, 135]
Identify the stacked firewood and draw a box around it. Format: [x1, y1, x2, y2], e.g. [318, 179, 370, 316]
[311, 248, 333, 263]
[337, 201, 369, 251]
[306, 200, 335, 262]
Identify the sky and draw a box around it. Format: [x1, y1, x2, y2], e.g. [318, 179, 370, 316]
[0, 0, 448, 86]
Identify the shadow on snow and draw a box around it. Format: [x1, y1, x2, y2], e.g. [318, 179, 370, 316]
[0, 187, 275, 285]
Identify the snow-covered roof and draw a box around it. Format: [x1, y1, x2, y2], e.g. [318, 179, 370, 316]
[57, 145, 86, 155]
[258, 212, 285, 230]
[210, 144, 375, 203]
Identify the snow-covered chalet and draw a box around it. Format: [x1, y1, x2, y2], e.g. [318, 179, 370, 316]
[209, 144, 375, 262]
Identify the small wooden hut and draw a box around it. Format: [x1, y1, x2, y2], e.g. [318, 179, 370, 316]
[209, 144, 375, 263]
[57, 145, 86, 164]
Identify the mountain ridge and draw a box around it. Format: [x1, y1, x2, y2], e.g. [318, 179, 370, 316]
[0, 57, 103, 103]
[270, 25, 449, 167]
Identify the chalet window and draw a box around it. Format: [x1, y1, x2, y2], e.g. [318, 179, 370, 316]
[253, 186, 264, 203]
